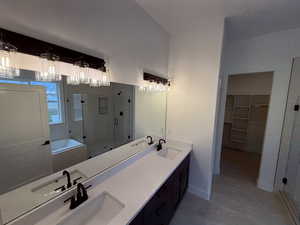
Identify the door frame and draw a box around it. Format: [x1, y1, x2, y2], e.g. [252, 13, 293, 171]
[213, 72, 275, 189]
[274, 57, 300, 192]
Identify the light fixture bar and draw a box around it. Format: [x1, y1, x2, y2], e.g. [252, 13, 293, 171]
[140, 72, 170, 92]
[0, 27, 106, 72]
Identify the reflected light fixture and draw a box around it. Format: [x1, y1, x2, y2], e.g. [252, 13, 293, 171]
[0, 41, 20, 79]
[67, 61, 110, 87]
[88, 69, 111, 87]
[36, 53, 61, 82]
[0, 27, 108, 85]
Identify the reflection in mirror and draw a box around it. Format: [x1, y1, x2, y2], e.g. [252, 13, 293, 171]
[0, 69, 167, 224]
[66, 81, 134, 158]
[135, 89, 167, 139]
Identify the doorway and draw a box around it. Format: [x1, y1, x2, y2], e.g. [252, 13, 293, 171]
[220, 72, 273, 184]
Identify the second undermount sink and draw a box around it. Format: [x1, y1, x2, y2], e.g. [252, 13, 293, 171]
[57, 192, 124, 225]
[157, 147, 181, 160]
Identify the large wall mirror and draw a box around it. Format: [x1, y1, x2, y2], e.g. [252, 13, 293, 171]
[0, 69, 167, 224]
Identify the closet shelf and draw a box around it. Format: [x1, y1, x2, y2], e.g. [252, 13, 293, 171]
[253, 104, 269, 108]
[235, 106, 250, 108]
[233, 117, 249, 120]
[231, 139, 247, 144]
[231, 128, 247, 133]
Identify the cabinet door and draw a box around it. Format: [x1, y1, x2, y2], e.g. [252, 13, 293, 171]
[179, 156, 190, 201]
[143, 197, 162, 225]
[171, 171, 181, 209]
[144, 179, 173, 225]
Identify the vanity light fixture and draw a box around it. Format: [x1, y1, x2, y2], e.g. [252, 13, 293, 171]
[0, 41, 20, 79]
[139, 72, 170, 92]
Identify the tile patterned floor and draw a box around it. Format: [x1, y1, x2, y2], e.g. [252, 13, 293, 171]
[170, 149, 292, 225]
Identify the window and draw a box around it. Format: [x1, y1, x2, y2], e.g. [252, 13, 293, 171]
[30, 81, 62, 124]
[98, 97, 108, 115]
[0, 80, 28, 85]
[0, 79, 63, 124]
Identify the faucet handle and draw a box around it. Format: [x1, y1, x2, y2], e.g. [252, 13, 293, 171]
[85, 184, 92, 190]
[159, 138, 166, 144]
[73, 177, 82, 185]
[54, 185, 66, 192]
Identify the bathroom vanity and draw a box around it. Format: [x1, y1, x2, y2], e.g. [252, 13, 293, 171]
[6, 139, 191, 225]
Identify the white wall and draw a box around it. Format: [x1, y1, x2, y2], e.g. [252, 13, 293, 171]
[167, 17, 225, 200]
[0, 0, 169, 86]
[216, 27, 300, 192]
[0, 0, 170, 146]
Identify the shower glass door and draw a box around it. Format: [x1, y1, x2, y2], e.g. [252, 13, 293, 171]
[68, 93, 84, 143]
[112, 83, 134, 147]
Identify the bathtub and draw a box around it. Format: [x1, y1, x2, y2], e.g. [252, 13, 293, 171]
[51, 139, 84, 155]
[51, 139, 87, 172]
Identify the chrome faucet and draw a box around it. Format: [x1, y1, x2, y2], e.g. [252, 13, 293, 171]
[156, 139, 166, 151]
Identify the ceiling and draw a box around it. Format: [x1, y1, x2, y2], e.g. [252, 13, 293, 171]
[136, 0, 300, 40]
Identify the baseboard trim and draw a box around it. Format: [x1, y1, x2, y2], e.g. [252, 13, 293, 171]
[257, 179, 273, 192]
[278, 191, 300, 225]
[188, 185, 210, 200]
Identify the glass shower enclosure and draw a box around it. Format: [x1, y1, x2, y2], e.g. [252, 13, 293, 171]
[67, 82, 134, 158]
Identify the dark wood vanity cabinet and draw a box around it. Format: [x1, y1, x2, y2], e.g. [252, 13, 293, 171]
[129, 154, 190, 225]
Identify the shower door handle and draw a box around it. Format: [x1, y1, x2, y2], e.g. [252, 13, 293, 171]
[114, 118, 118, 127]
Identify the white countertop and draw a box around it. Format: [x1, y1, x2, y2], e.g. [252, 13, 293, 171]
[1, 138, 150, 224]
[11, 140, 192, 225]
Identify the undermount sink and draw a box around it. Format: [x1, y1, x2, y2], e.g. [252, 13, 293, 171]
[31, 170, 87, 197]
[157, 147, 181, 160]
[57, 192, 124, 225]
